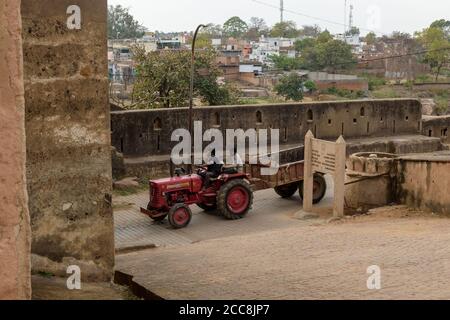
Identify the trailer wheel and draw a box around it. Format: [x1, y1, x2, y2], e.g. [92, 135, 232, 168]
[218, 180, 253, 220]
[299, 174, 327, 204]
[168, 204, 192, 229]
[274, 182, 298, 198]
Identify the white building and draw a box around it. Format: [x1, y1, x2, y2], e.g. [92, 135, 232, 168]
[249, 36, 297, 65]
[334, 34, 363, 54]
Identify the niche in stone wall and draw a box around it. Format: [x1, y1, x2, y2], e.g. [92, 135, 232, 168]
[256, 111, 262, 125]
[213, 112, 221, 127]
[307, 110, 313, 122]
[154, 117, 162, 152]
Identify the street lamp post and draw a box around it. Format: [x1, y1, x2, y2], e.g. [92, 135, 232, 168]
[188, 24, 208, 173]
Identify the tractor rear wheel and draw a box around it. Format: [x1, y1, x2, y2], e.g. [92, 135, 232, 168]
[274, 182, 298, 198]
[299, 174, 327, 204]
[168, 204, 192, 229]
[217, 179, 253, 220]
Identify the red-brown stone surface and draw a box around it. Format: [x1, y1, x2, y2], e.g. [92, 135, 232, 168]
[0, 0, 32, 300]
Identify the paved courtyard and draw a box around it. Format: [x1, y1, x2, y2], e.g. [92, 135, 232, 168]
[114, 179, 450, 300]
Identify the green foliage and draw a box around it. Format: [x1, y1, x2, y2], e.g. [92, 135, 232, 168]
[275, 72, 305, 101]
[317, 30, 333, 43]
[132, 47, 237, 109]
[325, 87, 365, 99]
[196, 79, 241, 106]
[270, 21, 299, 38]
[371, 87, 401, 99]
[430, 19, 450, 38]
[108, 5, 147, 39]
[416, 24, 450, 81]
[365, 32, 377, 45]
[299, 38, 356, 72]
[298, 25, 321, 38]
[294, 38, 316, 52]
[304, 80, 317, 92]
[346, 27, 360, 36]
[365, 76, 386, 91]
[269, 54, 301, 71]
[223, 16, 248, 38]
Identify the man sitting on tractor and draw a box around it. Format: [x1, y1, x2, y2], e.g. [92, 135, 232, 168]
[202, 149, 224, 189]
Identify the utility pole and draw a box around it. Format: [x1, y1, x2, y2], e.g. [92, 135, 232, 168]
[349, 4, 354, 33]
[344, 0, 347, 35]
[188, 24, 208, 173]
[280, 0, 284, 23]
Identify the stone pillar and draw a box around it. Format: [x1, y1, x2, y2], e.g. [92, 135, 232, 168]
[21, 0, 114, 281]
[0, 0, 32, 299]
[303, 131, 314, 212]
[333, 136, 346, 218]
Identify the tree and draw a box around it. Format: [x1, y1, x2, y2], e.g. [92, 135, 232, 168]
[294, 38, 316, 52]
[304, 80, 317, 93]
[431, 19, 450, 38]
[202, 24, 223, 38]
[270, 21, 299, 38]
[269, 54, 301, 71]
[298, 38, 356, 72]
[132, 47, 239, 109]
[108, 5, 147, 39]
[315, 40, 356, 72]
[417, 25, 450, 81]
[246, 17, 269, 40]
[275, 72, 304, 101]
[223, 16, 248, 38]
[365, 32, 377, 45]
[248, 17, 269, 36]
[317, 30, 333, 43]
[299, 25, 321, 38]
[346, 27, 360, 36]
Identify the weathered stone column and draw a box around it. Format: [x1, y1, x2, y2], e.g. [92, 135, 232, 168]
[0, 0, 32, 299]
[21, 0, 114, 281]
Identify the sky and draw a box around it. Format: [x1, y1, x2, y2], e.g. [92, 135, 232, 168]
[108, 0, 449, 36]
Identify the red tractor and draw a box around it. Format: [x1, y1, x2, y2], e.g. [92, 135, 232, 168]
[140, 167, 253, 229]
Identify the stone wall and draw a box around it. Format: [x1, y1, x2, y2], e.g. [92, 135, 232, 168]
[397, 154, 450, 215]
[111, 99, 423, 157]
[0, 0, 32, 300]
[22, 0, 114, 281]
[422, 115, 450, 144]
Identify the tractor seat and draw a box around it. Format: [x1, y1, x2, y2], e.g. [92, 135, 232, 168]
[222, 167, 239, 174]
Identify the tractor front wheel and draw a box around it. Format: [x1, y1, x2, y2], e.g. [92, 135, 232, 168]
[168, 204, 192, 229]
[274, 182, 298, 198]
[218, 180, 253, 220]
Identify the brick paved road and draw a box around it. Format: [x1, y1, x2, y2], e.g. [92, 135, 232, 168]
[114, 176, 334, 251]
[116, 205, 450, 300]
[114, 176, 450, 300]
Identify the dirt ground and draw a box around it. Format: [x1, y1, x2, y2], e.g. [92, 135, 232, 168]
[31, 275, 137, 300]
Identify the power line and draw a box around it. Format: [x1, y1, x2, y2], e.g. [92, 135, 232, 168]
[250, 0, 380, 34]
